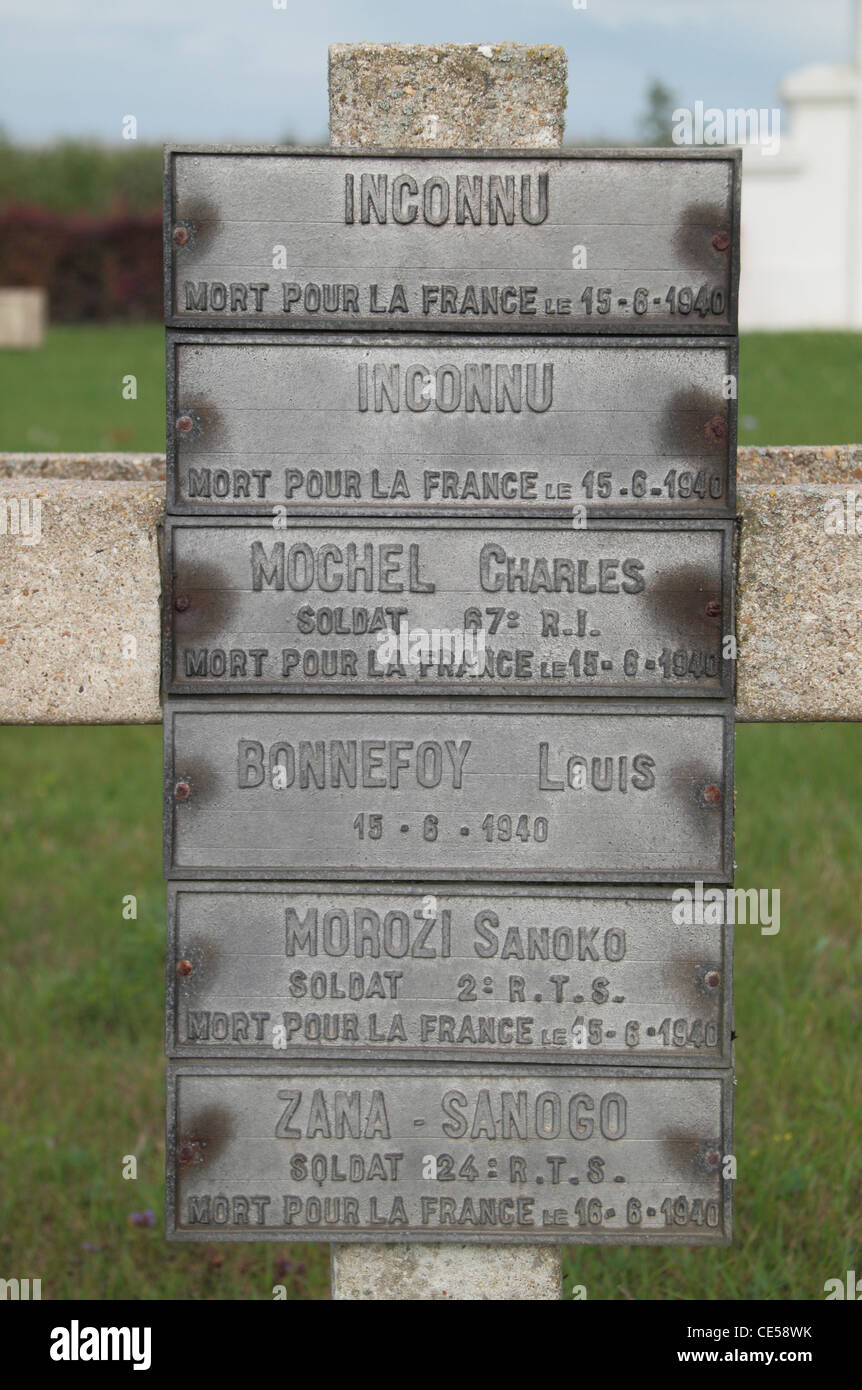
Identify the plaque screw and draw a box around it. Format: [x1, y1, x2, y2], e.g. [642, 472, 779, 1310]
[177, 958, 194, 977]
[705, 415, 728, 443]
[701, 784, 722, 805]
[174, 595, 190, 613]
[178, 1143, 196, 1165]
[704, 1148, 721, 1168]
[704, 970, 721, 989]
[173, 224, 190, 247]
[705, 600, 722, 619]
[174, 780, 191, 801]
[176, 414, 195, 435]
[711, 231, 731, 253]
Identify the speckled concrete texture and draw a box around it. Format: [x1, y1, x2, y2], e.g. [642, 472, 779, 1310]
[330, 1242, 561, 1300]
[0, 479, 162, 723]
[0, 452, 165, 482]
[737, 444, 862, 486]
[329, 43, 567, 149]
[736, 477, 862, 721]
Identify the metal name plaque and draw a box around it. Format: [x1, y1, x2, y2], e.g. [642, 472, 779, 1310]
[167, 883, 732, 1066]
[166, 1061, 732, 1244]
[164, 518, 733, 699]
[166, 335, 737, 518]
[165, 148, 740, 334]
[163, 699, 733, 882]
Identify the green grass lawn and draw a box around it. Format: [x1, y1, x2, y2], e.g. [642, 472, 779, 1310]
[0, 325, 165, 453]
[0, 726, 329, 1301]
[0, 326, 860, 1300]
[738, 333, 862, 446]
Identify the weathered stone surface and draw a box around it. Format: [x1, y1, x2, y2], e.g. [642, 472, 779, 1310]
[0, 479, 161, 724]
[330, 1243, 561, 1301]
[0, 287, 47, 348]
[738, 444, 862, 486]
[0, 452, 859, 725]
[0, 452, 165, 482]
[328, 42, 567, 149]
[736, 479, 862, 721]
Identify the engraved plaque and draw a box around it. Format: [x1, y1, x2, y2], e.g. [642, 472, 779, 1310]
[166, 335, 736, 517]
[165, 149, 740, 334]
[162, 138, 739, 1258]
[166, 1061, 732, 1244]
[163, 699, 733, 882]
[164, 518, 733, 698]
[167, 883, 732, 1065]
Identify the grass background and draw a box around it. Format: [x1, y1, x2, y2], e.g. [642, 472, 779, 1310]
[0, 327, 859, 1301]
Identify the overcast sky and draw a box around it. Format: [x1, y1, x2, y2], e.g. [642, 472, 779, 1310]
[1, 0, 856, 144]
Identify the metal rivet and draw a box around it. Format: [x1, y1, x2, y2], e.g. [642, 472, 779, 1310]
[173, 225, 190, 247]
[704, 1148, 721, 1168]
[174, 780, 191, 801]
[177, 1143, 196, 1165]
[702, 784, 721, 805]
[177, 958, 194, 977]
[711, 231, 730, 252]
[176, 414, 194, 435]
[704, 970, 721, 989]
[705, 600, 722, 619]
[705, 415, 728, 443]
[174, 595, 190, 613]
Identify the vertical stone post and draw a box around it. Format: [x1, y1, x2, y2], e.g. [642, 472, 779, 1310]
[327, 40, 567, 1301]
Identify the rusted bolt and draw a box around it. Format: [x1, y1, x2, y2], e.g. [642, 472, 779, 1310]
[177, 1143, 196, 1165]
[704, 970, 721, 989]
[704, 1148, 721, 1168]
[701, 783, 722, 805]
[174, 780, 191, 801]
[705, 415, 728, 443]
[705, 600, 722, 619]
[176, 414, 195, 435]
[711, 231, 730, 253]
[174, 595, 190, 613]
[177, 958, 194, 977]
[173, 224, 190, 247]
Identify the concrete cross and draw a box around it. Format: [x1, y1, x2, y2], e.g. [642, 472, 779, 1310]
[0, 39, 860, 1300]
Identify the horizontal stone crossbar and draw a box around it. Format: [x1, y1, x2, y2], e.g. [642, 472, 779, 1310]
[0, 447, 860, 724]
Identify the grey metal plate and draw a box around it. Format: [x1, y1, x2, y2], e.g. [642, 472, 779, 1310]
[164, 148, 740, 334]
[164, 518, 734, 698]
[163, 699, 733, 882]
[165, 334, 737, 517]
[166, 1061, 732, 1244]
[166, 883, 732, 1066]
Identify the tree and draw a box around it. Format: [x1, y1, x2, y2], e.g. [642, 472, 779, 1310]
[638, 79, 679, 147]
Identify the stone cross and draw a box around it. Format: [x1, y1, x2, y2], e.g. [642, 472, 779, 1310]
[0, 37, 860, 1303]
[327, 40, 568, 1302]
